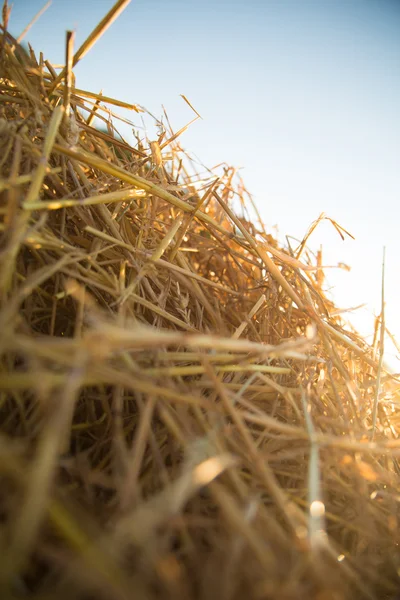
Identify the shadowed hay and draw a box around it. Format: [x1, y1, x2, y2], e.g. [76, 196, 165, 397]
[0, 5, 400, 600]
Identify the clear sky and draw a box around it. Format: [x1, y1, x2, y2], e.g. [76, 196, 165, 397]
[8, 0, 400, 368]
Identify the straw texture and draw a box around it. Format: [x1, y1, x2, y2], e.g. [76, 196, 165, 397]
[0, 4, 399, 599]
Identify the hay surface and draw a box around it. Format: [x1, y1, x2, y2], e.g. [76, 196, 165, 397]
[1, 9, 400, 600]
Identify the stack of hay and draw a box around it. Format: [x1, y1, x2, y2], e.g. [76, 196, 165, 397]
[0, 6, 399, 600]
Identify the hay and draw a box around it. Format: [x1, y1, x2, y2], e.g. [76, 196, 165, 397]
[0, 3, 400, 599]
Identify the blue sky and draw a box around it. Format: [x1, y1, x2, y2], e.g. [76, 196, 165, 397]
[9, 0, 400, 367]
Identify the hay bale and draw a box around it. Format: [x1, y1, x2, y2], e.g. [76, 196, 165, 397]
[0, 7, 399, 600]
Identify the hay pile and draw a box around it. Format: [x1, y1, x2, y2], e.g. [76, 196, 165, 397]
[1, 4, 400, 600]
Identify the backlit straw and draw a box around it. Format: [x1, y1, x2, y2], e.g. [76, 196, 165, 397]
[0, 3, 399, 599]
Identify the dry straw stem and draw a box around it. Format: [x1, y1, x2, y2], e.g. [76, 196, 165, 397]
[0, 3, 400, 599]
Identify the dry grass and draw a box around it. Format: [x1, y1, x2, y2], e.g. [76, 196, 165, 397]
[1, 2, 400, 599]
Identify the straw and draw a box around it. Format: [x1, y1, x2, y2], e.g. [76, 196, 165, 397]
[0, 3, 399, 599]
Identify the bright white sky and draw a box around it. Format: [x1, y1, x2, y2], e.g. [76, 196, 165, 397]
[9, 0, 400, 369]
